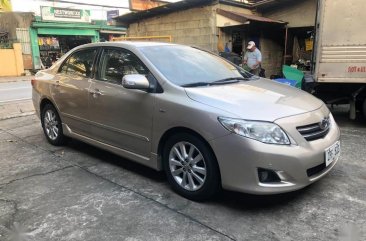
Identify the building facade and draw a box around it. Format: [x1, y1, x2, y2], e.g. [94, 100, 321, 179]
[263, 0, 317, 70]
[29, 12, 126, 69]
[116, 0, 288, 77]
[0, 12, 34, 71]
[0, 11, 126, 72]
[0, 0, 129, 73]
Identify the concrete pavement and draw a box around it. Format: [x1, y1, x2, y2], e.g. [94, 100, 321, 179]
[0, 100, 34, 120]
[0, 76, 35, 120]
[0, 109, 365, 240]
[0, 115, 230, 241]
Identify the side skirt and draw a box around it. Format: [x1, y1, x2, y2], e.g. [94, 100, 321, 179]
[62, 123, 160, 170]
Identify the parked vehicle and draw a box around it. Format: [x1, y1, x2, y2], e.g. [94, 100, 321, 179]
[307, 0, 366, 119]
[32, 42, 340, 200]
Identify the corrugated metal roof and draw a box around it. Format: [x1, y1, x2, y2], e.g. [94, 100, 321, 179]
[216, 8, 286, 24]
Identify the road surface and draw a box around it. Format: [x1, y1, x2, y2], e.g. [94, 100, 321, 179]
[0, 81, 32, 103]
[0, 107, 365, 240]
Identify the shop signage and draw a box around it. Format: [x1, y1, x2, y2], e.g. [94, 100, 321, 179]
[54, 8, 81, 19]
[41, 6, 91, 23]
[129, 0, 165, 11]
[107, 10, 119, 22]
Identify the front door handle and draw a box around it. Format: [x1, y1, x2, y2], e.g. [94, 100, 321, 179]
[55, 80, 60, 87]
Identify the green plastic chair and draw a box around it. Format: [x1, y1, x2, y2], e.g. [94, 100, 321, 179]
[282, 65, 304, 89]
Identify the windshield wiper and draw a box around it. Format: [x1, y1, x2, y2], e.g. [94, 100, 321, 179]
[181, 82, 211, 87]
[211, 77, 246, 85]
[181, 77, 247, 87]
[182, 78, 245, 87]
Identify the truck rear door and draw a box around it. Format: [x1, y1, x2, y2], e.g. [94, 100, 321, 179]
[314, 0, 366, 83]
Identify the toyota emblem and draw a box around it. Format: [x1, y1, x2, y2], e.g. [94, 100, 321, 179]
[319, 118, 329, 130]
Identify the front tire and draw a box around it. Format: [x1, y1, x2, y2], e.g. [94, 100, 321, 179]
[163, 133, 220, 201]
[41, 104, 66, 146]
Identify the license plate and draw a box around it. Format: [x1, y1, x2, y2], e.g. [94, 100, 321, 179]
[325, 141, 340, 167]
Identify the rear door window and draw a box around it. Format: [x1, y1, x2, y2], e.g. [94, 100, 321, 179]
[60, 48, 97, 78]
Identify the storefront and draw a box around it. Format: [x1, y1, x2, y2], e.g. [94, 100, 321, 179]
[30, 6, 126, 69]
[261, 0, 317, 72]
[216, 8, 286, 77]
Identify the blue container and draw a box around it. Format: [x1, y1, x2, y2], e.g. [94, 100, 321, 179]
[273, 78, 298, 88]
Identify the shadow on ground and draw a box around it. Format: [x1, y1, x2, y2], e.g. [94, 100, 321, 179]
[64, 137, 310, 211]
[329, 104, 365, 128]
[66, 139, 167, 183]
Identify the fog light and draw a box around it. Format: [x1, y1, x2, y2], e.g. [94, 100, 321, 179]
[258, 168, 281, 183]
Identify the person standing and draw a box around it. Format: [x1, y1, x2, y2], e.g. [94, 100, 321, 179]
[224, 40, 232, 52]
[243, 41, 262, 76]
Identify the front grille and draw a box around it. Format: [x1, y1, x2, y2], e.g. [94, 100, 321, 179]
[307, 163, 326, 177]
[297, 117, 330, 141]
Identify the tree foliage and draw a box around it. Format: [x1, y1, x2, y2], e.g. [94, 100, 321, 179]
[0, 0, 12, 12]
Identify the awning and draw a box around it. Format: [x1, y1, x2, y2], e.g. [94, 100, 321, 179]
[216, 8, 286, 27]
[99, 30, 126, 34]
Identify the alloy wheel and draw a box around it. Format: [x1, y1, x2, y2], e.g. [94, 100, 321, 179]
[168, 141, 207, 191]
[43, 109, 59, 141]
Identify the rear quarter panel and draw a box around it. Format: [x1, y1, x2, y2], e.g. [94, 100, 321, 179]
[32, 70, 59, 118]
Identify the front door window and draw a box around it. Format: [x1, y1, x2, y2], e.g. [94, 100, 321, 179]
[97, 48, 149, 84]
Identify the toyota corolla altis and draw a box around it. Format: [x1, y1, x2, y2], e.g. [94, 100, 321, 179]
[32, 42, 340, 200]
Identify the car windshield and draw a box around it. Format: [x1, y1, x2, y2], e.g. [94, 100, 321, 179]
[139, 45, 254, 87]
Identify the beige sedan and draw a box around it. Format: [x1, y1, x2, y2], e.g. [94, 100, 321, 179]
[32, 42, 340, 200]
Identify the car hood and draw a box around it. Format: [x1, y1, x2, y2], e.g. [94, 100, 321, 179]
[185, 78, 324, 121]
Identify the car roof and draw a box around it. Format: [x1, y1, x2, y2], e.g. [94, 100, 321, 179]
[78, 41, 178, 49]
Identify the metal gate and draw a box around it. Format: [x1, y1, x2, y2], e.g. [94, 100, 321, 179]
[0, 30, 11, 48]
[16, 28, 31, 54]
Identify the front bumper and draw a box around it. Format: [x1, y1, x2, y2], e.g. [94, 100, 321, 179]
[209, 108, 341, 194]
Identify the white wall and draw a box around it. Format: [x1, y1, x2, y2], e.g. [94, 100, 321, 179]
[264, 0, 317, 28]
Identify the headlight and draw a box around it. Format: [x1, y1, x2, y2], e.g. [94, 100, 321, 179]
[218, 117, 290, 145]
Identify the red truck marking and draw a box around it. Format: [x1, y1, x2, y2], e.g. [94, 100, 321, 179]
[348, 66, 366, 73]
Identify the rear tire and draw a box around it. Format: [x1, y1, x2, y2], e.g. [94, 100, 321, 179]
[41, 104, 66, 146]
[163, 133, 220, 201]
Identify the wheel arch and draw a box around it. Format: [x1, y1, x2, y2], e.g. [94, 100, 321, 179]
[158, 127, 222, 200]
[40, 98, 54, 113]
[39, 97, 61, 122]
[157, 127, 221, 177]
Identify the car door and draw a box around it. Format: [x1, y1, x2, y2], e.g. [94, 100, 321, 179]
[51, 48, 98, 137]
[88, 47, 155, 158]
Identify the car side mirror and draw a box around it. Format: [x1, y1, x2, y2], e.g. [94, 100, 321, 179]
[122, 74, 150, 91]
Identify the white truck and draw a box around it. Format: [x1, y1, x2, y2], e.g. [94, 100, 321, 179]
[308, 0, 366, 119]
